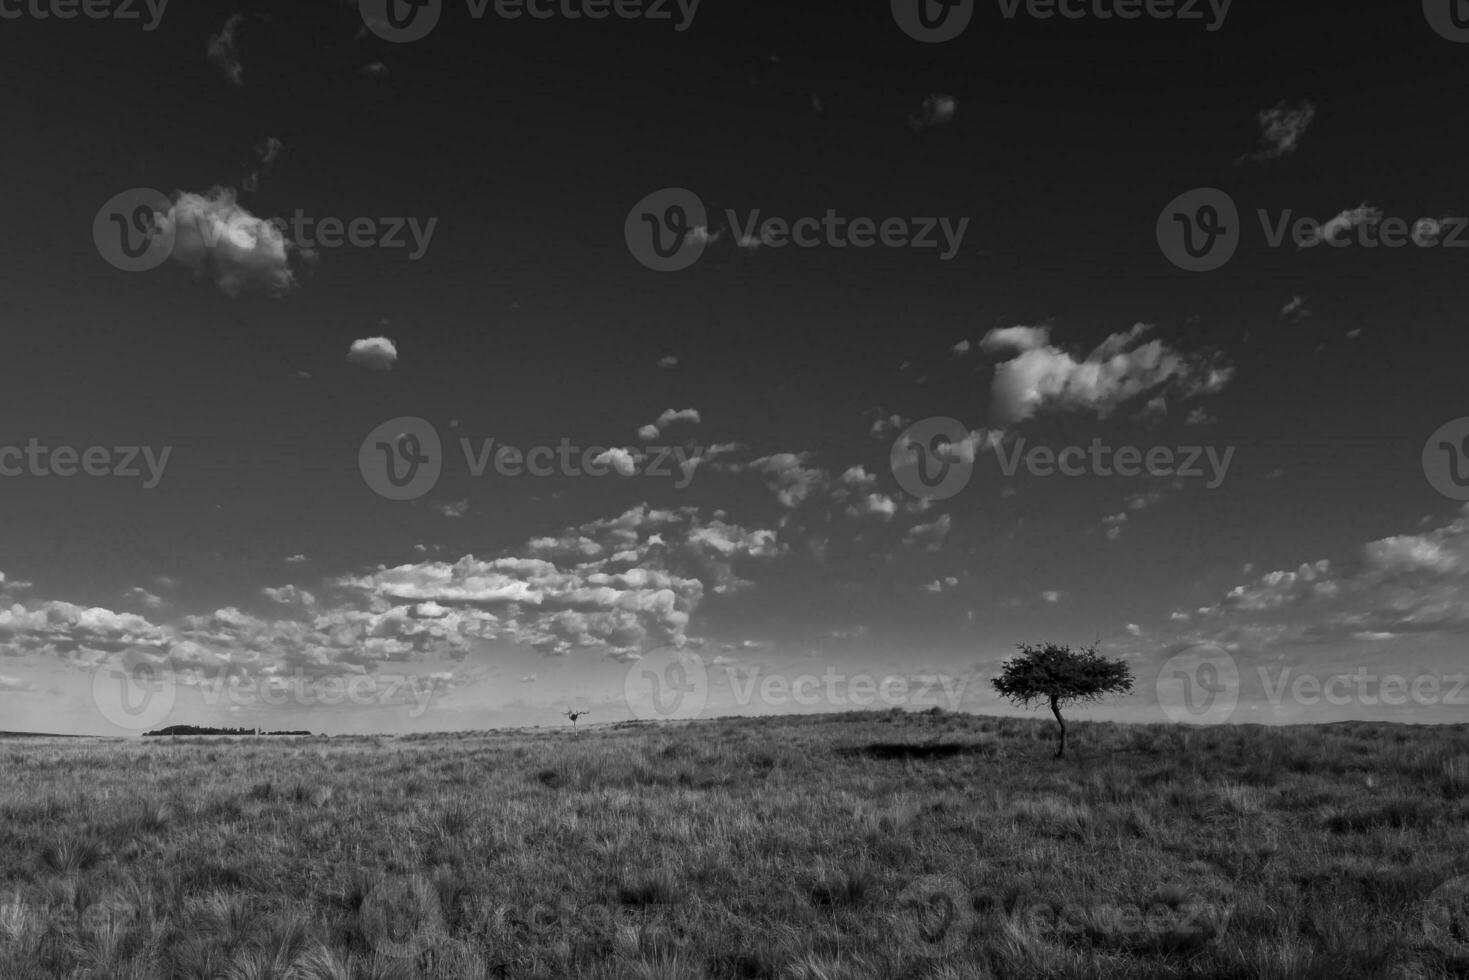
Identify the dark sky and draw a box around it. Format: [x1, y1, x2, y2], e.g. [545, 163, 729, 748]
[3, 0, 1468, 733]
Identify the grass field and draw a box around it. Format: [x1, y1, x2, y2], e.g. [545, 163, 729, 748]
[1, 709, 1467, 979]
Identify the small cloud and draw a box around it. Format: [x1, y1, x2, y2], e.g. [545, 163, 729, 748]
[1102, 512, 1128, 541]
[1238, 99, 1315, 164]
[348, 336, 398, 371]
[207, 13, 245, 87]
[1042, 591, 1062, 603]
[285, 554, 308, 564]
[909, 93, 957, 131]
[657, 355, 679, 369]
[123, 587, 164, 609]
[0, 675, 38, 693]
[436, 498, 469, 519]
[1279, 295, 1309, 322]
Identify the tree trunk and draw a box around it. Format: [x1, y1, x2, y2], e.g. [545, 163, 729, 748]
[1049, 696, 1067, 758]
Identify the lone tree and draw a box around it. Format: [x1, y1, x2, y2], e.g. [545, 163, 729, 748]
[991, 641, 1134, 758]
[563, 708, 588, 737]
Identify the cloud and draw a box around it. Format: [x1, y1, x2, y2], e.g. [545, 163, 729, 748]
[155, 187, 296, 296]
[242, 136, 284, 192]
[1042, 591, 1062, 603]
[639, 408, 701, 439]
[1183, 506, 1469, 647]
[1238, 99, 1315, 164]
[980, 323, 1231, 425]
[1102, 512, 1128, 541]
[1312, 205, 1381, 247]
[347, 337, 398, 371]
[903, 514, 952, 552]
[207, 13, 245, 87]
[846, 493, 897, 522]
[658, 355, 679, 369]
[592, 448, 638, 477]
[909, 93, 957, 131]
[0, 675, 38, 693]
[979, 325, 1051, 355]
[749, 453, 828, 508]
[123, 587, 165, 609]
[262, 585, 315, 609]
[436, 498, 469, 519]
[1279, 295, 1309, 322]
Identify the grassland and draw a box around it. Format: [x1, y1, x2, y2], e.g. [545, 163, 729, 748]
[1, 709, 1467, 979]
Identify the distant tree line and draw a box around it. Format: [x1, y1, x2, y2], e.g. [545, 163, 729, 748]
[143, 726, 312, 737]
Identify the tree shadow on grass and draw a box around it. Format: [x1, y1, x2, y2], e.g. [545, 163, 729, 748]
[838, 742, 983, 761]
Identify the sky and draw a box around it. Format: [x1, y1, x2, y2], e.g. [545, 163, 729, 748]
[2, 0, 1468, 734]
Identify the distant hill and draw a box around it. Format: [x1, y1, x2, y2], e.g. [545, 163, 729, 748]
[0, 731, 95, 739]
[143, 726, 313, 737]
